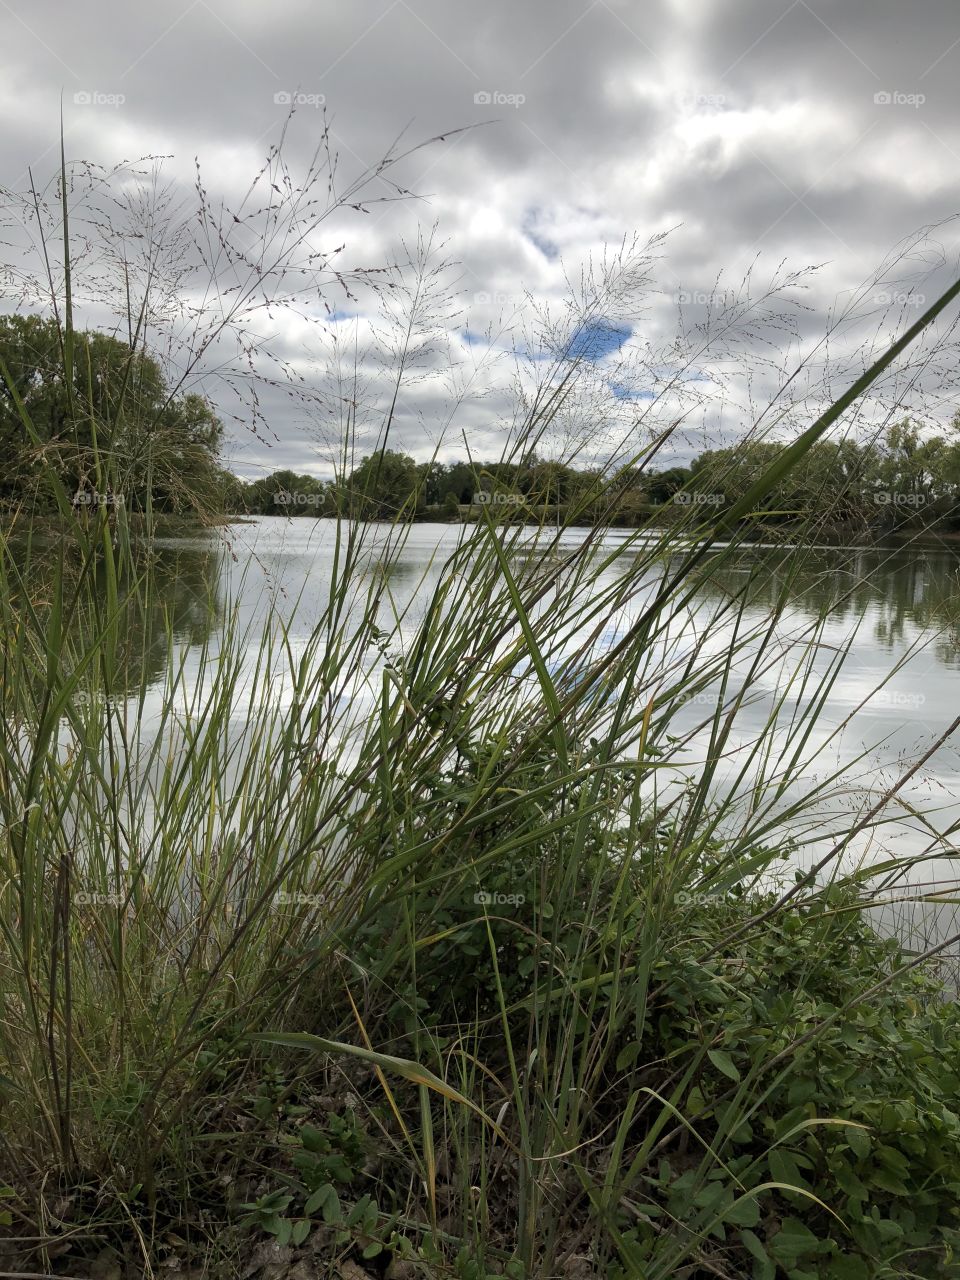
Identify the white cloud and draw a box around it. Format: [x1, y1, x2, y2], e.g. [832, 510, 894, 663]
[1, 0, 959, 474]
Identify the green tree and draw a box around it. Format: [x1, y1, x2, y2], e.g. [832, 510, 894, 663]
[645, 465, 691, 505]
[0, 315, 225, 515]
[436, 460, 480, 505]
[216, 470, 250, 514]
[346, 449, 419, 520]
[416, 460, 448, 506]
[869, 418, 948, 526]
[132, 391, 225, 515]
[519, 459, 575, 505]
[441, 491, 461, 521]
[689, 438, 873, 529]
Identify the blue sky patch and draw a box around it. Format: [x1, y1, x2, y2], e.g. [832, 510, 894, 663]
[568, 320, 632, 362]
[522, 206, 560, 260]
[609, 380, 655, 401]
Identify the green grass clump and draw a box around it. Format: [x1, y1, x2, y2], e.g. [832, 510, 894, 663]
[302, 864, 960, 1279]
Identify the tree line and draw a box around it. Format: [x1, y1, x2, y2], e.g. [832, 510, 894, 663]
[6, 317, 960, 536]
[232, 421, 960, 536]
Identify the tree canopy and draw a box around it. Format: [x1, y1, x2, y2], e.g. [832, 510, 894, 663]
[0, 315, 224, 514]
[225, 421, 960, 536]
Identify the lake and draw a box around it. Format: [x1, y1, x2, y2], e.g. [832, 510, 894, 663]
[62, 515, 960, 968]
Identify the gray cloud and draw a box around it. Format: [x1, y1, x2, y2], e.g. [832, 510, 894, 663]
[2, 0, 960, 477]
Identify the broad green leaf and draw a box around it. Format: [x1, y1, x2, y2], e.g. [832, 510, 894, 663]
[769, 1218, 819, 1263]
[724, 1194, 761, 1227]
[846, 1126, 871, 1158]
[707, 1049, 741, 1083]
[740, 1229, 775, 1280]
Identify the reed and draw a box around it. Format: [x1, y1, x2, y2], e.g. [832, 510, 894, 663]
[2, 128, 960, 1278]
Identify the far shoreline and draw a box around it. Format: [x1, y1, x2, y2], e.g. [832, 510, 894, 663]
[8, 508, 960, 553]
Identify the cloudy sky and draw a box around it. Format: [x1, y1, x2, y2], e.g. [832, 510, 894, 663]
[3, 0, 960, 478]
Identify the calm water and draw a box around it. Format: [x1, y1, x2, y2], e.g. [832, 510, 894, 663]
[72, 517, 960, 961]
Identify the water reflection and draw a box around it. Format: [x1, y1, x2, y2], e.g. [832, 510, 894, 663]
[2, 528, 223, 699]
[687, 543, 960, 665]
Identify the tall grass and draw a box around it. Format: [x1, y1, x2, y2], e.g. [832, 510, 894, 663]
[3, 130, 960, 1277]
